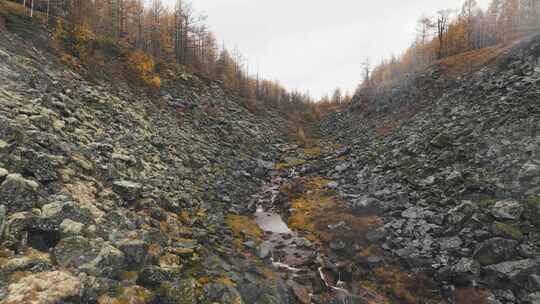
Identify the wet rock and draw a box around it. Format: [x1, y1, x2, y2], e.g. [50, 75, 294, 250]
[258, 241, 272, 259]
[0, 174, 39, 213]
[473, 238, 518, 266]
[1, 271, 81, 304]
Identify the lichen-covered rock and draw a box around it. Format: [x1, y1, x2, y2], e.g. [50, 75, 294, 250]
[0, 174, 39, 213]
[112, 180, 143, 202]
[158, 279, 196, 304]
[116, 239, 148, 269]
[491, 200, 524, 220]
[203, 282, 244, 304]
[1, 271, 81, 304]
[53, 236, 126, 278]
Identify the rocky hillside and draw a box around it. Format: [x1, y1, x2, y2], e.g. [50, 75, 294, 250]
[314, 34, 540, 303]
[0, 27, 297, 303]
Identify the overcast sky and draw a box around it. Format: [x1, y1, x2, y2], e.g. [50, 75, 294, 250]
[165, 0, 490, 98]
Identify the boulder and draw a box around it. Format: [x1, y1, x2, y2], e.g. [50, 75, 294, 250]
[352, 197, 385, 215]
[1, 271, 81, 304]
[473, 238, 519, 266]
[112, 180, 142, 202]
[53, 236, 126, 278]
[483, 259, 540, 290]
[491, 200, 524, 220]
[203, 282, 243, 304]
[447, 201, 475, 225]
[137, 266, 179, 287]
[158, 279, 197, 304]
[0, 174, 39, 213]
[116, 239, 149, 268]
[438, 258, 480, 285]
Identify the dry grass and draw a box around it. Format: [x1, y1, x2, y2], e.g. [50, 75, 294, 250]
[287, 177, 382, 244]
[452, 288, 490, 304]
[226, 215, 264, 246]
[433, 44, 511, 76]
[371, 265, 441, 304]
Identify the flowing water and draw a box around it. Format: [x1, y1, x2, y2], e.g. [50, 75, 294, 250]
[250, 167, 356, 303]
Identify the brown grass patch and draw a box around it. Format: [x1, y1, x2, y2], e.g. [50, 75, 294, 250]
[226, 215, 264, 246]
[371, 266, 441, 304]
[452, 288, 490, 304]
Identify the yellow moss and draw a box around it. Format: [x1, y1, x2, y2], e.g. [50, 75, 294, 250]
[147, 243, 162, 258]
[303, 147, 322, 157]
[120, 271, 138, 281]
[226, 215, 264, 244]
[274, 158, 306, 170]
[304, 177, 332, 191]
[216, 277, 236, 287]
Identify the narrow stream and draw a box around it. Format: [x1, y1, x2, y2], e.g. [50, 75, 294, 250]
[251, 167, 355, 304]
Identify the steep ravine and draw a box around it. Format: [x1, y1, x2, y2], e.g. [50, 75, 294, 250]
[233, 141, 441, 304]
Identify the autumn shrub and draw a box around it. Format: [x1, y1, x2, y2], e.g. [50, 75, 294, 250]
[127, 50, 161, 89]
[55, 19, 96, 59]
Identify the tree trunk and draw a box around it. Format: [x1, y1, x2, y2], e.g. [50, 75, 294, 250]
[0, 15, 6, 32]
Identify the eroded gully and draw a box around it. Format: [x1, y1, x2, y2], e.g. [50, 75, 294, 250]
[245, 142, 390, 304]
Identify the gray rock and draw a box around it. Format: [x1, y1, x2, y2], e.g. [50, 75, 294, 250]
[352, 197, 385, 215]
[116, 239, 148, 268]
[401, 206, 425, 219]
[484, 259, 540, 289]
[447, 201, 475, 225]
[112, 180, 142, 202]
[158, 279, 197, 304]
[439, 236, 463, 251]
[203, 282, 243, 303]
[137, 266, 179, 287]
[0, 205, 5, 241]
[473, 238, 519, 266]
[258, 241, 272, 259]
[444, 258, 481, 285]
[0, 174, 39, 213]
[491, 200, 524, 220]
[335, 162, 351, 172]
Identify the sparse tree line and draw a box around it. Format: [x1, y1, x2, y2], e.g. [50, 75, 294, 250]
[11, 0, 344, 124]
[364, 0, 540, 88]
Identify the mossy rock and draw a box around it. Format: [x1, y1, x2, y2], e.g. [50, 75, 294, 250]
[524, 195, 540, 227]
[477, 197, 496, 209]
[493, 221, 523, 239]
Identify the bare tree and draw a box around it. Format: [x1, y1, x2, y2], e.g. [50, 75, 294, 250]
[417, 15, 434, 45]
[362, 57, 371, 86]
[436, 9, 451, 59]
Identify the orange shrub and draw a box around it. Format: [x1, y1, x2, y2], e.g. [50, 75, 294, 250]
[127, 50, 161, 89]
